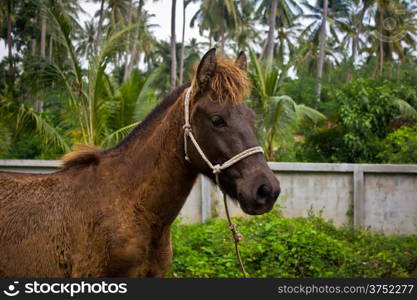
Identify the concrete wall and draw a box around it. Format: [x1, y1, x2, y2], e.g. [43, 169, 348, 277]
[0, 160, 416, 234]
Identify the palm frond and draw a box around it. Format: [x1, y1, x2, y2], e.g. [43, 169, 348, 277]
[101, 122, 140, 147]
[16, 105, 70, 153]
[295, 104, 326, 124]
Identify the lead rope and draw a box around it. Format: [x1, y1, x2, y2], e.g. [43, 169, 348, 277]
[215, 173, 248, 278]
[183, 87, 263, 278]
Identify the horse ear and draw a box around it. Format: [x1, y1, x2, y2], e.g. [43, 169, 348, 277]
[195, 48, 217, 92]
[235, 51, 247, 71]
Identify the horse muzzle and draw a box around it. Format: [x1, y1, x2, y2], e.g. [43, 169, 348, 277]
[236, 171, 280, 215]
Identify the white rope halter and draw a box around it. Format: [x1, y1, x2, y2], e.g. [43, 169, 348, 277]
[183, 87, 263, 175]
[182, 86, 264, 277]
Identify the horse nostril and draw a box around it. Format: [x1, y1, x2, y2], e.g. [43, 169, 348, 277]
[274, 188, 281, 200]
[256, 184, 271, 202]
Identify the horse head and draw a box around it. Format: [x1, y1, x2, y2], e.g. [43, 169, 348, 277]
[184, 48, 281, 215]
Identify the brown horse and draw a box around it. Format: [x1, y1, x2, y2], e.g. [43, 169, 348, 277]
[0, 49, 280, 278]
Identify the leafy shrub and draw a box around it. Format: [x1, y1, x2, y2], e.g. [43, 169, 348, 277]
[379, 125, 417, 164]
[6, 133, 43, 159]
[297, 78, 417, 163]
[296, 126, 350, 163]
[336, 79, 398, 162]
[169, 211, 417, 278]
[0, 121, 12, 156]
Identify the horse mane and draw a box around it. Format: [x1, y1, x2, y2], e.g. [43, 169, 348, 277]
[105, 83, 191, 152]
[193, 58, 251, 105]
[61, 57, 250, 170]
[61, 145, 102, 169]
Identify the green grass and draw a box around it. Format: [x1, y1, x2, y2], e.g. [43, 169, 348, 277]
[169, 210, 417, 278]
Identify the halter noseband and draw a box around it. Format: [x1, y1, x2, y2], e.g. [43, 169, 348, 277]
[182, 86, 262, 277]
[182, 87, 264, 175]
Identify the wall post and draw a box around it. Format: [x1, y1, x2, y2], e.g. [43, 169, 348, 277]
[200, 176, 211, 222]
[353, 166, 365, 228]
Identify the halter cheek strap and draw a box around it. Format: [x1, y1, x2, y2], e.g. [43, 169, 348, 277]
[182, 87, 264, 175]
[182, 86, 264, 278]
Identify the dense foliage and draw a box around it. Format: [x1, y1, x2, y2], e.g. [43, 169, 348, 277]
[1, 0, 417, 163]
[169, 211, 417, 278]
[293, 76, 417, 163]
[379, 124, 417, 164]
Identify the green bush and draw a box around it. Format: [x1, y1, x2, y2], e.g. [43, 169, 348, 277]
[0, 121, 12, 156]
[379, 125, 417, 164]
[296, 126, 350, 163]
[169, 210, 417, 278]
[297, 78, 417, 163]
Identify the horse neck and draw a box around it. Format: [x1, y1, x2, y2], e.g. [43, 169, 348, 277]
[106, 92, 198, 225]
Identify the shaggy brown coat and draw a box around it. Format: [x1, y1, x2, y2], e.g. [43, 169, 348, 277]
[0, 52, 253, 277]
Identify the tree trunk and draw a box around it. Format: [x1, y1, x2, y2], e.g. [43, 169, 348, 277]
[123, 0, 134, 81]
[378, 37, 384, 75]
[264, 0, 278, 63]
[346, 37, 357, 82]
[6, 0, 13, 72]
[134, 52, 142, 69]
[378, 9, 385, 76]
[37, 9, 47, 112]
[40, 11, 47, 58]
[352, 38, 358, 64]
[127, 0, 144, 73]
[347, 4, 368, 82]
[170, 0, 177, 89]
[179, 0, 186, 85]
[315, 0, 328, 102]
[259, 38, 268, 60]
[49, 37, 53, 61]
[31, 39, 37, 56]
[95, 0, 105, 52]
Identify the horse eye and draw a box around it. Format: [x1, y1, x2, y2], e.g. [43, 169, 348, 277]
[210, 115, 226, 128]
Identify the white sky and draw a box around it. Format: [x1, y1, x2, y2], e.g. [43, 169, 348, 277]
[0, 0, 319, 60]
[81, 0, 203, 42]
[0, 0, 203, 59]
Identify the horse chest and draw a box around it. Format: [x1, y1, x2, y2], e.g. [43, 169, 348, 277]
[107, 223, 172, 277]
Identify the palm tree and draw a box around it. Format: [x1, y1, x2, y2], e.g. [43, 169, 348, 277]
[128, 8, 157, 72]
[351, 0, 373, 66]
[171, 0, 177, 88]
[256, 0, 302, 62]
[295, 35, 340, 77]
[233, 0, 262, 51]
[366, 0, 417, 76]
[190, 0, 240, 54]
[31, 0, 83, 111]
[93, 0, 105, 51]
[316, 0, 328, 101]
[336, 0, 369, 81]
[76, 20, 97, 58]
[40, 5, 47, 58]
[4, 4, 159, 153]
[1, 0, 16, 79]
[275, 14, 303, 65]
[122, 0, 134, 81]
[248, 50, 325, 159]
[6, 0, 13, 64]
[182, 38, 202, 80]
[125, 0, 153, 78]
[93, 0, 131, 61]
[179, 0, 192, 85]
[265, 0, 278, 63]
[106, 0, 130, 26]
[302, 0, 350, 100]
